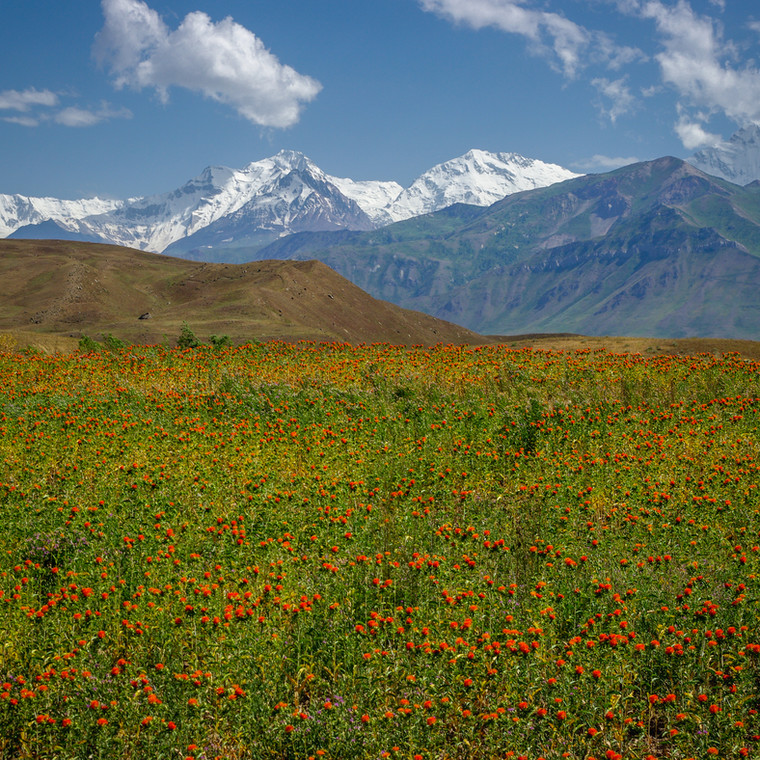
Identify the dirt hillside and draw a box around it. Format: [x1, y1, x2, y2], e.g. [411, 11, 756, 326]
[0, 239, 490, 347]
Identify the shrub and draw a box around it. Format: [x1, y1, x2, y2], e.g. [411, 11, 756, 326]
[177, 322, 201, 349]
[209, 334, 232, 350]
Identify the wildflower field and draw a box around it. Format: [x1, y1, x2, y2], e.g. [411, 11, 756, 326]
[0, 341, 758, 760]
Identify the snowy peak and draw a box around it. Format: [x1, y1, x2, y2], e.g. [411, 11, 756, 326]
[688, 125, 760, 186]
[0, 194, 123, 238]
[385, 150, 581, 221]
[268, 149, 317, 174]
[64, 152, 348, 252]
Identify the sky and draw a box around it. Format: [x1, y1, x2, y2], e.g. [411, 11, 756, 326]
[2, 0, 760, 200]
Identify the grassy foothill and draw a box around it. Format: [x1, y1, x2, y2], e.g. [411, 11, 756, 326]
[0, 340, 758, 759]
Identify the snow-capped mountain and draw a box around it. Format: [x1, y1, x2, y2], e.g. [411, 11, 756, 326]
[3, 149, 580, 254]
[67, 151, 376, 253]
[164, 156, 379, 255]
[329, 175, 404, 226]
[383, 150, 580, 222]
[0, 194, 123, 238]
[168, 150, 579, 253]
[687, 125, 760, 186]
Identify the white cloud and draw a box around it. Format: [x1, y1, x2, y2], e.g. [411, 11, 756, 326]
[93, 0, 322, 128]
[0, 86, 131, 128]
[54, 103, 133, 127]
[674, 114, 722, 150]
[1, 115, 41, 127]
[419, 0, 588, 76]
[574, 154, 640, 172]
[640, 0, 760, 128]
[592, 77, 636, 123]
[419, 0, 643, 77]
[0, 88, 58, 112]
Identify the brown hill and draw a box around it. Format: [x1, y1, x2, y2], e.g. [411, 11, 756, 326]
[0, 239, 489, 346]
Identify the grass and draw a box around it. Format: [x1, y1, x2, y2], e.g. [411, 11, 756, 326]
[0, 340, 758, 759]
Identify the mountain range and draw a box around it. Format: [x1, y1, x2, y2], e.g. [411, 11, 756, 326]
[3, 149, 578, 256]
[247, 156, 760, 340]
[4, 129, 760, 341]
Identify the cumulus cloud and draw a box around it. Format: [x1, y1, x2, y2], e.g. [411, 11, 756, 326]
[674, 113, 722, 150]
[0, 88, 59, 112]
[419, 0, 642, 78]
[93, 0, 322, 128]
[639, 0, 760, 128]
[592, 77, 636, 123]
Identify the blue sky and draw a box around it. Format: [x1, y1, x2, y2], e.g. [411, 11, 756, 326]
[2, 0, 759, 199]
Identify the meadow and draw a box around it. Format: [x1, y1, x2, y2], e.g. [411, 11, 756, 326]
[0, 340, 758, 760]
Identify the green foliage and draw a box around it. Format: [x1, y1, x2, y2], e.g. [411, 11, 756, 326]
[177, 321, 201, 349]
[78, 334, 101, 353]
[209, 333, 232, 350]
[101, 333, 127, 351]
